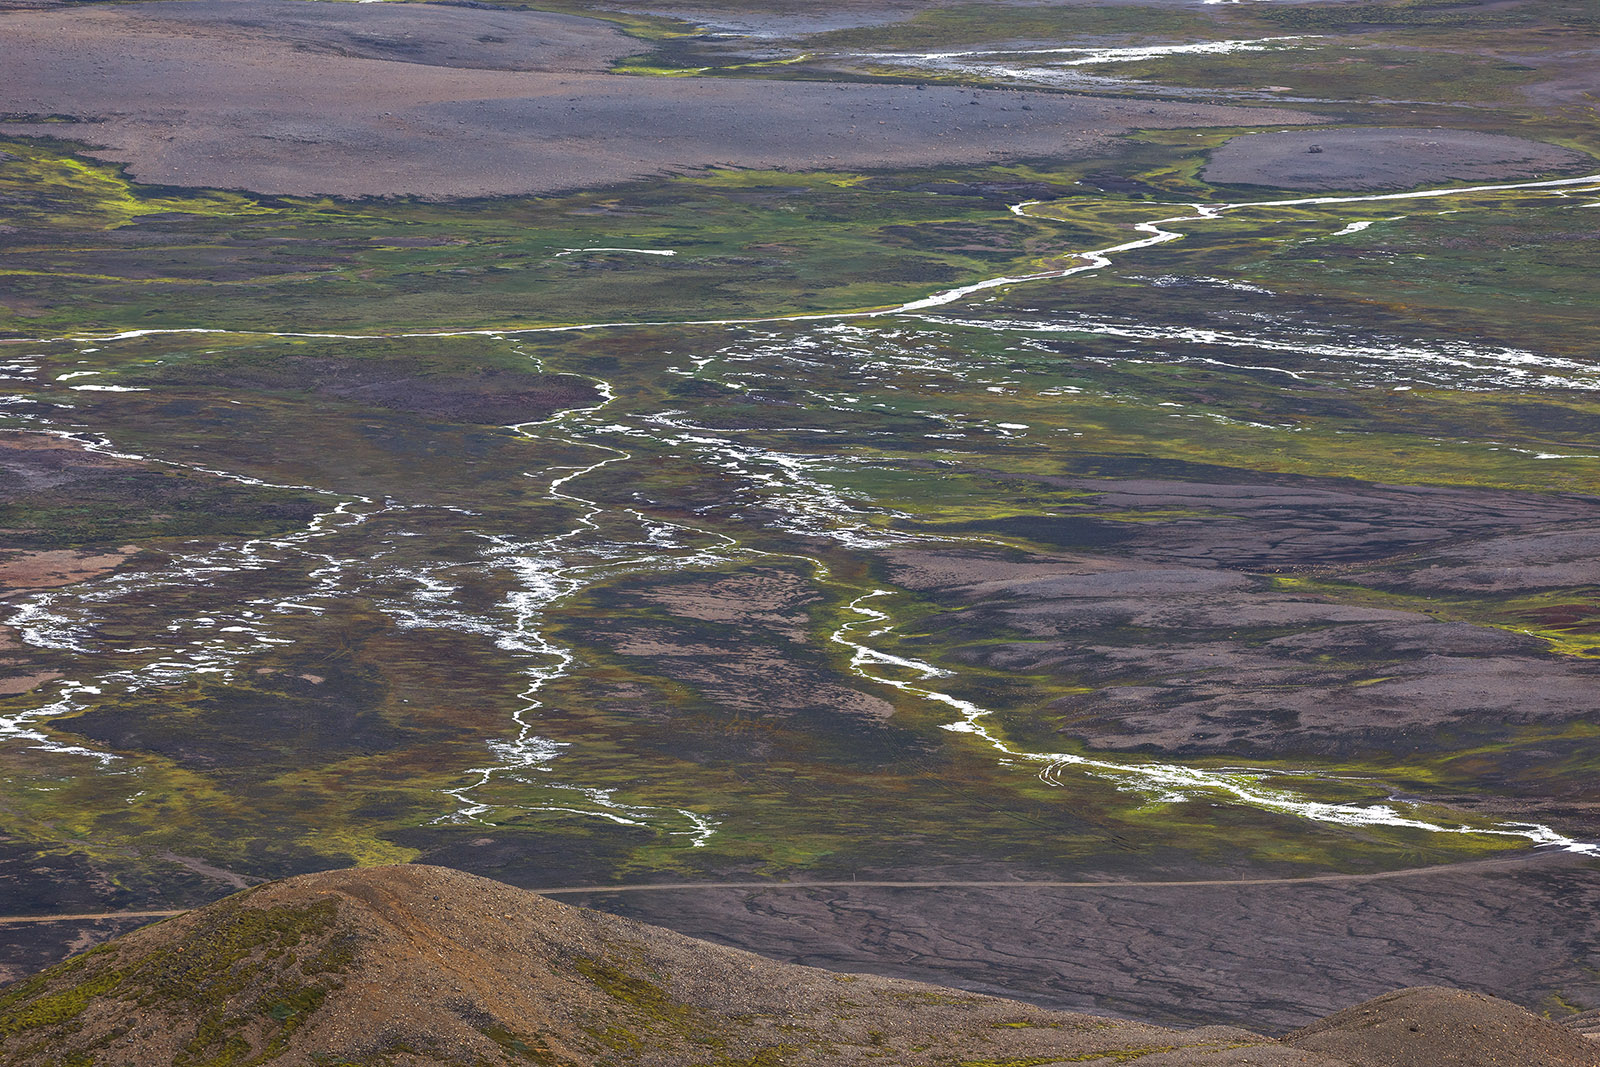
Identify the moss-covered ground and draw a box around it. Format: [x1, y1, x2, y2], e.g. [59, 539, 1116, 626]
[1, 0, 1598, 913]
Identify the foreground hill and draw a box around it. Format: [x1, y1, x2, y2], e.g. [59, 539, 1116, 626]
[1, 866, 1595, 1066]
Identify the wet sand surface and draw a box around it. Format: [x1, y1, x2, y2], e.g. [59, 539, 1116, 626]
[1204, 127, 1592, 191]
[579, 853, 1600, 1031]
[0, 1, 1315, 198]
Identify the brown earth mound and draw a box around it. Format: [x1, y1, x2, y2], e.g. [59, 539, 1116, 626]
[1285, 986, 1600, 1067]
[0, 864, 1592, 1066]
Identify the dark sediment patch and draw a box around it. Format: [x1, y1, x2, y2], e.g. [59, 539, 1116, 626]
[157, 356, 602, 425]
[923, 514, 1141, 549]
[580, 854, 1600, 1033]
[1203, 127, 1594, 192]
[881, 473, 1600, 762]
[0, 3, 1314, 198]
[110, 0, 645, 73]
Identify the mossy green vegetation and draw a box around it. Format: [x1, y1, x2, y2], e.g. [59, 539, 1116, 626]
[0, 897, 354, 1063]
[5, 160, 1597, 889]
[3, 0, 1600, 917]
[0, 140, 1088, 338]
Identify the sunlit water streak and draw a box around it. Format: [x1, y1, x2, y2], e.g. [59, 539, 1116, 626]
[917, 312, 1600, 393]
[831, 590, 1599, 855]
[553, 247, 677, 258]
[835, 36, 1315, 93]
[385, 345, 718, 841]
[633, 411, 918, 549]
[433, 434, 726, 847]
[8, 173, 1600, 848]
[26, 171, 1600, 352]
[847, 37, 1312, 65]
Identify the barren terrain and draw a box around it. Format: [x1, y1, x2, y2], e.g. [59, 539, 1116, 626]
[4, 865, 1598, 1066]
[0, 1, 1317, 197]
[1204, 128, 1590, 191]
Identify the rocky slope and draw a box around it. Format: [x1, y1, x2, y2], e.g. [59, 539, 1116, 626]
[0, 865, 1594, 1066]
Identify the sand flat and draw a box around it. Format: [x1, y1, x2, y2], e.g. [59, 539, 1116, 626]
[0, 0, 1316, 198]
[1204, 127, 1592, 191]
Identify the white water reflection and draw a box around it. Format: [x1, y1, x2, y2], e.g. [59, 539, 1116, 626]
[921, 312, 1600, 393]
[8, 171, 1600, 852]
[35, 171, 1600, 351]
[833, 590, 1599, 855]
[835, 36, 1315, 93]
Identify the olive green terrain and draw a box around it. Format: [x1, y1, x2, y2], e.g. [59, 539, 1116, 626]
[1, 0, 1599, 1029]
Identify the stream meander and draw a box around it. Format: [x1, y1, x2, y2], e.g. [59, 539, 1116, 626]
[6, 172, 1600, 866]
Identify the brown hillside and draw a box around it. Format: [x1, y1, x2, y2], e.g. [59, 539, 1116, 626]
[0, 865, 1592, 1067]
[1285, 986, 1600, 1067]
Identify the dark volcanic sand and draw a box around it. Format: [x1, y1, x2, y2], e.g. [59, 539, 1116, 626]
[0, 1, 1314, 198]
[887, 473, 1600, 768]
[6, 854, 1600, 1036]
[576, 853, 1600, 1032]
[1203, 127, 1594, 191]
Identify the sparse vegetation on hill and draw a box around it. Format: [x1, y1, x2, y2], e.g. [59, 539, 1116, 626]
[2, 866, 1598, 1067]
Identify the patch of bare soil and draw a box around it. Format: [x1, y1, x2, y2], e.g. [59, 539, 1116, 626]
[1285, 986, 1600, 1066]
[0, 547, 134, 592]
[0, 3, 1315, 198]
[625, 1, 928, 36]
[635, 566, 819, 641]
[0, 670, 58, 696]
[3, 864, 1593, 1066]
[1202, 127, 1594, 191]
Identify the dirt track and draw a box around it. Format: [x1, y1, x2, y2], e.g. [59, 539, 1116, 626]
[0, 848, 1571, 924]
[6, 851, 1593, 1031]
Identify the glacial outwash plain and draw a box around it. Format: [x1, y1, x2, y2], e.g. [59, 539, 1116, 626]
[1, 0, 1600, 1060]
